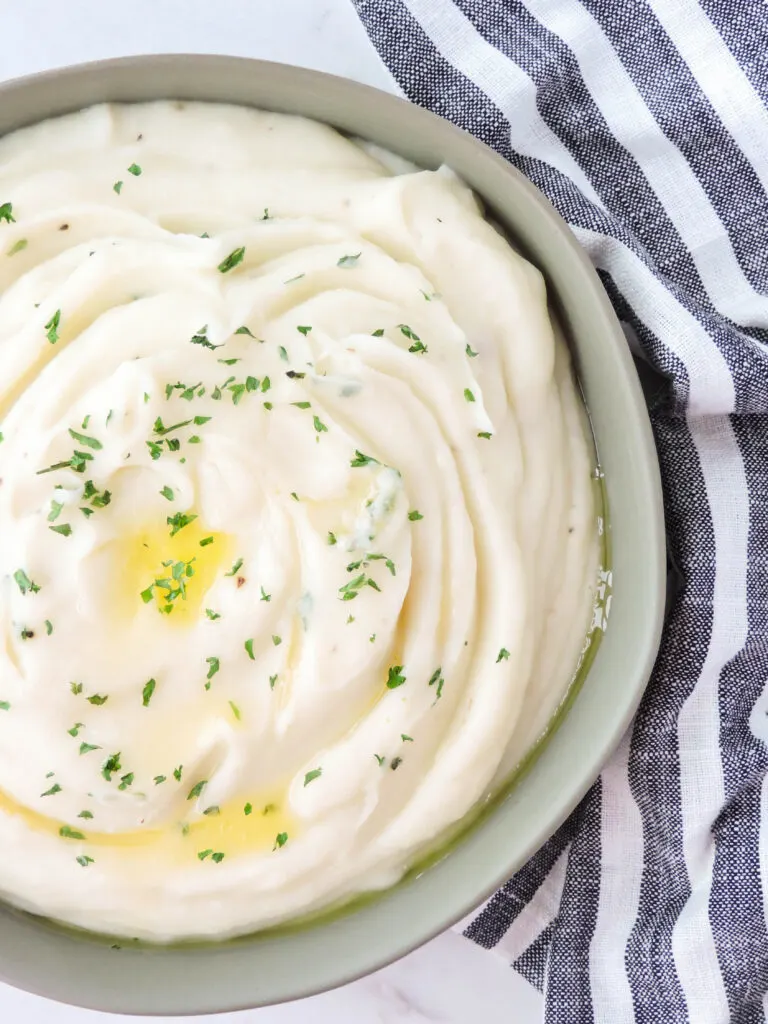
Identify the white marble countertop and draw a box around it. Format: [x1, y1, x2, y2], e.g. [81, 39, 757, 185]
[0, 2, 543, 1020]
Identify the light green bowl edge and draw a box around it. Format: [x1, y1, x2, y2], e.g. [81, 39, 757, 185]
[0, 55, 666, 1016]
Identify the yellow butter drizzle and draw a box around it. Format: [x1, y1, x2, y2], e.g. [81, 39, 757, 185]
[114, 516, 234, 623]
[0, 785, 294, 866]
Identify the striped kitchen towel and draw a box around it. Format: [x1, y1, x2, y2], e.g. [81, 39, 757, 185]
[352, 1, 768, 1021]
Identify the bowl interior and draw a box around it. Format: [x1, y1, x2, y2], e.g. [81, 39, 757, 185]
[0, 55, 665, 1016]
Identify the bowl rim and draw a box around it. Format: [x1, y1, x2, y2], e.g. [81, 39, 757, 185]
[0, 54, 666, 1016]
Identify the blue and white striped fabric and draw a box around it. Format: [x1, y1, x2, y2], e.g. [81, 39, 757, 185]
[352, 1, 768, 1020]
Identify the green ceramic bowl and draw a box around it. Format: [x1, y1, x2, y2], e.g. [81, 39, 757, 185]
[0, 55, 665, 1015]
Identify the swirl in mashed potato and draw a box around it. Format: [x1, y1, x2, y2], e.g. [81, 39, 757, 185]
[0, 101, 598, 940]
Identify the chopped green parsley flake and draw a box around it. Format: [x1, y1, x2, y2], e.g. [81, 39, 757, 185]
[244, 802, 252, 816]
[350, 449, 379, 469]
[477, 431, 492, 440]
[296, 325, 312, 336]
[401, 734, 414, 742]
[0, 202, 15, 223]
[273, 832, 288, 850]
[497, 647, 510, 662]
[68, 428, 102, 450]
[408, 340, 428, 354]
[189, 325, 220, 350]
[371, 328, 385, 337]
[45, 309, 61, 344]
[160, 485, 174, 501]
[217, 246, 245, 273]
[304, 768, 322, 786]
[337, 252, 361, 268]
[386, 665, 406, 689]
[13, 569, 40, 595]
[101, 752, 122, 782]
[408, 510, 424, 521]
[173, 765, 183, 781]
[167, 512, 198, 537]
[8, 238, 27, 256]
[244, 638, 255, 660]
[269, 674, 278, 690]
[38, 447, 94, 475]
[49, 523, 72, 537]
[41, 783, 62, 797]
[398, 324, 419, 341]
[466, 343, 479, 357]
[153, 415, 194, 435]
[59, 826, 86, 840]
[113, 180, 123, 194]
[374, 754, 385, 766]
[313, 415, 328, 434]
[76, 855, 94, 867]
[0, 701, 10, 711]
[229, 700, 241, 721]
[205, 657, 220, 685]
[260, 586, 271, 603]
[79, 743, 100, 756]
[86, 694, 108, 706]
[225, 557, 244, 577]
[142, 678, 156, 707]
[127, 163, 142, 176]
[272, 635, 282, 646]
[200, 536, 214, 547]
[235, 325, 255, 337]
[428, 667, 445, 700]
[187, 780, 208, 800]
[45, 619, 53, 635]
[327, 531, 337, 545]
[338, 572, 380, 601]
[70, 682, 83, 696]
[205, 608, 221, 621]
[464, 388, 476, 403]
[154, 776, 167, 785]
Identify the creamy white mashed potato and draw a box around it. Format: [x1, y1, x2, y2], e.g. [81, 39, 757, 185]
[0, 102, 598, 941]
